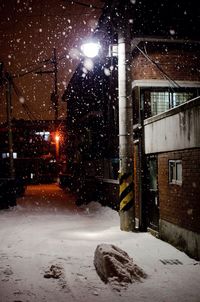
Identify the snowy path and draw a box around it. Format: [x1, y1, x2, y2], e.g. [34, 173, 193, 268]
[0, 183, 199, 302]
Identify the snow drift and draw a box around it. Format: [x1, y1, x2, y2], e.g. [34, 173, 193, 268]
[94, 243, 147, 290]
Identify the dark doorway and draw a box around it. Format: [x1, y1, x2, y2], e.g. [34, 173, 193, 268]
[146, 155, 159, 231]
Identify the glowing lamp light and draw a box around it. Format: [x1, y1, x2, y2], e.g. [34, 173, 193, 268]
[55, 133, 60, 142]
[81, 42, 101, 58]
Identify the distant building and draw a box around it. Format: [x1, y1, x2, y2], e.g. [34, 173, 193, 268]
[0, 119, 66, 183]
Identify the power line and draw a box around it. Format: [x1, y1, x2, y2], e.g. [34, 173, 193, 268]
[13, 58, 53, 78]
[13, 49, 67, 79]
[12, 79, 38, 121]
[9, 49, 63, 123]
[136, 45, 180, 88]
[65, 0, 103, 10]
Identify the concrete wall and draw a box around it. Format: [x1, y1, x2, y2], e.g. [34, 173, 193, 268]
[144, 97, 200, 154]
[160, 219, 200, 260]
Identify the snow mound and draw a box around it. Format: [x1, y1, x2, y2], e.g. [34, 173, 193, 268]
[94, 244, 147, 290]
[44, 264, 63, 279]
[80, 201, 103, 213]
[80, 201, 117, 220]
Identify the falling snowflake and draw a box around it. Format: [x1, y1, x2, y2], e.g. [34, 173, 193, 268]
[169, 29, 176, 35]
[104, 68, 111, 76]
[83, 58, 94, 71]
[19, 96, 25, 104]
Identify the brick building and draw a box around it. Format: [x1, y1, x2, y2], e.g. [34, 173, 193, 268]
[63, 40, 200, 259]
[63, 1, 200, 259]
[142, 98, 200, 259]
[131, 41, 200, 259]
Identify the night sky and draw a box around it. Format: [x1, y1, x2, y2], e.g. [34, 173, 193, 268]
[0, 0, 104, 123]
[1, 0, 200, 123]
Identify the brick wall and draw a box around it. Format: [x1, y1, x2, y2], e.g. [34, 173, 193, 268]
[132, 46, 200, 82]
[158, 148, 200, 233]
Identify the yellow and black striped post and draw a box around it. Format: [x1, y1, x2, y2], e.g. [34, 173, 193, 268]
[119, 172, 134, 211]
[119, 172, 135, 231]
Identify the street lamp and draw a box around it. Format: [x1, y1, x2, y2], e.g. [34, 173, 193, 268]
[80, 36, 135, 231]
[55, 132, 60, 161]
[55, 133, 60, 142]
[81, 42, 101, 58]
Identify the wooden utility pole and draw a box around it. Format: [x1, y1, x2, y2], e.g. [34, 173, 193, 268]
[53, 47, 58, 122]
[36, 48, 59, 121]
[5, 72, 15, 179]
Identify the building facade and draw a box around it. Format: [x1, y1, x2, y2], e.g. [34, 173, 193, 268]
[131, 41, 200, 259]
[143, 97, 200, 259]
[0, 119, 66, 183]
[63, 1, 200, 259]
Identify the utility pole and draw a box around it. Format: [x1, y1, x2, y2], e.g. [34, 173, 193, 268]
[5, 72, 15, 179]
[36, 48, 59, 122]
[35, 49, 59, 163]
[52, 47, 58, 122]
[117, 4, 135, 231]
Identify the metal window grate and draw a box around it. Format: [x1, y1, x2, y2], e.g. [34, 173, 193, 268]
[150, 91, 194, 116]
[151, 92, 170, 115]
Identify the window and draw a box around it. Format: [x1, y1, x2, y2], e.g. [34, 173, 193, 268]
[103, 158, 119, 180]
[2, 152, 17, 159]
[169, 160, 182, 185]
[151, 92, 170, 115]
[172, 92, 194, 107]
[150, 91, 195, 116]
[35, 131, 50, 141]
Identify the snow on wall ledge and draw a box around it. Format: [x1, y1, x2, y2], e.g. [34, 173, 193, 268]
[144, 97, 200, 154]
[94, 243, 147, 291]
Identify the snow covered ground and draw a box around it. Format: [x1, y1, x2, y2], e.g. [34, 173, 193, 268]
[0, 184, 199, 302]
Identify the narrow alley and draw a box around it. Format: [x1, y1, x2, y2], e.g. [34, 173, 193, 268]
[0, 183, 199, 302]
[17, 183, 80, 212]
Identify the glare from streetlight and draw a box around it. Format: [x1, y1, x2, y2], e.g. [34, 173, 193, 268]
[81, 42, 101, 58]
[55, 134, 60, 142]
